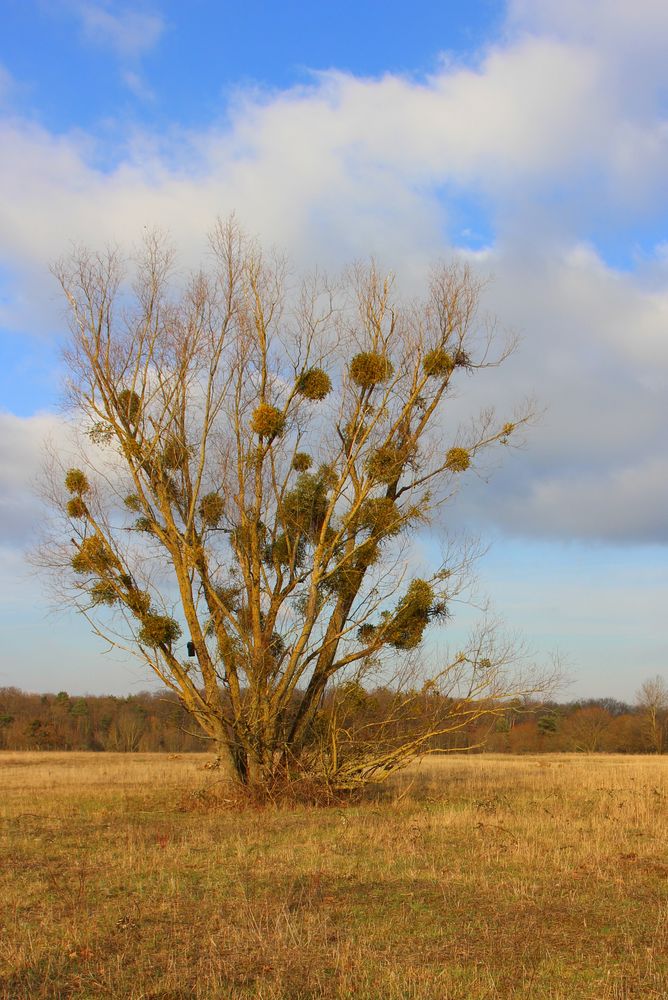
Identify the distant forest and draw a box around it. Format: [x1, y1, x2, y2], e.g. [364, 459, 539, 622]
[0, 686, 665, 754]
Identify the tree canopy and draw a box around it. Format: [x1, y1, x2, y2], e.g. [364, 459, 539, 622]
[41, 218, 550, 792]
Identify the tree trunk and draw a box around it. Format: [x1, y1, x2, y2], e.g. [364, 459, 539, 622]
[212, 736, 242, 781]
[245, 753, 264, 787]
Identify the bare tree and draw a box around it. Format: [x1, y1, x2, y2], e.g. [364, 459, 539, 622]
[561, 706, 612, 753]
[39, 218, 553, 790]
[636, 675, 668, 754]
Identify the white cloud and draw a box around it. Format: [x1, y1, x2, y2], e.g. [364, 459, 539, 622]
[121, 68, 155, 101]
[526, 457, 668, 543]
[508, 0, 668, 52]
[75, 2, 164, 60]
[0, 7, 667, 544]
[456, 449, 668, 545]
[0, 411, 70, 546]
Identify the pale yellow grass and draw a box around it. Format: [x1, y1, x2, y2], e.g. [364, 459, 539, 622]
[1, 752, 667, 999]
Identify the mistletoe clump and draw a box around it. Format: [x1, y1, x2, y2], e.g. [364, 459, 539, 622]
[66, 496, 88, 519]
[423, 348, 455, 378]
[349, 352, 394, 388]
[71, 536, 119, 575]
[385, 579, 435, 650]
[283, 472, 329, 540]
[292, 452, 312, 472]
[265, 532, 305, 568]
[355, 539, 380, 571]
[126, 588, 151, 616]
[135, 517, 155, 533]
[161, 435, 190, 471]
[138, 613, 181, 648]
[324, 538, 379, 599]
[231, 521, 267, 557]
[323, 563, 360, 599]
[213, 585, 242, 613]
[117, 389, 141, 424]
[65, 468, 90, 496]
[296, 367, 332, 401]
[199, 493, 225, 528]
[358, 497, 403, 538]
[88, 421, 114, 445]
[445, 447, 470, 473]
[317, 463, 337, 489]
[89, 580, 118, 606]
[357, 623, 377, 644]
[251, 404, 286, 438]
[366, 444, 409, 484]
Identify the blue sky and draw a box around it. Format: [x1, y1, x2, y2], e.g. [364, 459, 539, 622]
[0, 0, 666, 700]
[2, 2, 504, 131]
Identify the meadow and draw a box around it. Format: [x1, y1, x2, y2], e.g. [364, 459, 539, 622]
[1, 752, 667, 999]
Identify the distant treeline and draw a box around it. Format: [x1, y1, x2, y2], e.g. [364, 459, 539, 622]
[0, 688, 205, 753]
[0, 686, 665, 754]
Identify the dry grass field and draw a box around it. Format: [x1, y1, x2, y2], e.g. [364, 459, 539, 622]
[1, 752, 667, 999]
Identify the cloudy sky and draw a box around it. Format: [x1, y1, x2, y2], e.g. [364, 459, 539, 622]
[0, 0, 666, 699]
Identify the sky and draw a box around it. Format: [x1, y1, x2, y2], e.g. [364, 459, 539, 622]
[0, 0, 666, 701]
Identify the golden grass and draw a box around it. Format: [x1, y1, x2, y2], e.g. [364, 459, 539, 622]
[1, 752, 668, 999]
